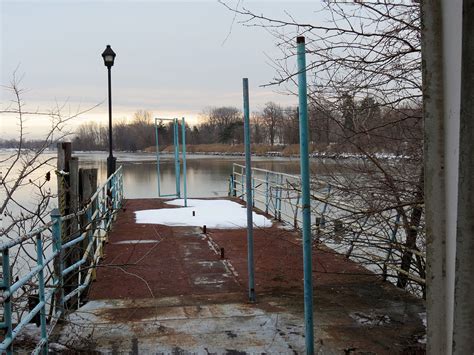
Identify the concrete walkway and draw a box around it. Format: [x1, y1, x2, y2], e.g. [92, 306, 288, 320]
[54, 198, 426, 354]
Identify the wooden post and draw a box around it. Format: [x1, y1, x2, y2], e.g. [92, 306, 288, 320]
[68, 157, 80, 309]
[79, 169, 98, 208]
[79, 168, 98, 297]
[57, 143, 75, 305]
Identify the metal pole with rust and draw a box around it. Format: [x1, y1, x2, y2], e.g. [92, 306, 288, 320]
[297, 35, 314, 354]
[243, 78, 256, 302]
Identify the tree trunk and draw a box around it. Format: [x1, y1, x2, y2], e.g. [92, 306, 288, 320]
[397, 168, 424, 289]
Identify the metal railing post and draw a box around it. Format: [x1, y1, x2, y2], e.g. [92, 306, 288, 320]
[241, 166, 244, 199]
[111, 174, 116, 214]
[265, 172, 270, 213]
[297, 35, 315, 354]
[120, 168, 124, 204]
[181, 117, 188, 207]
[100, 188, 105, 240]
[155, 118, 162, 197]
[233, 165, 237, 197]
[277, 174, 283, 221]
[252, 175, 256, 207]
[86, 207, 94, 261]
[1, 249, 13, 355]
[173, 118, 181, 198]
[243, 77, 256, 302]
[51, 209, 65, 317]
[274, 174, 279, 219]
[35, 234, 48, 354]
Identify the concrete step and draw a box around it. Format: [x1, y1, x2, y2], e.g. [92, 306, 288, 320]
[53, 293, 311, 354]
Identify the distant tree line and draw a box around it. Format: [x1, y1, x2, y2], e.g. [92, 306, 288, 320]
[71, 96, 420, 154]
[0, 139, 56, 150]
[0, 96, 420, 153]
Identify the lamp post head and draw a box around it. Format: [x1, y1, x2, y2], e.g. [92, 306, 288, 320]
[101, 45, 116, 68]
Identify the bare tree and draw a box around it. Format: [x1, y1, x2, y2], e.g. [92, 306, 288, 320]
[221, 0, 425, 294]
[202, 106, 243, 144]
[0, 73, 98, 322]
[261, 102, 284, 146]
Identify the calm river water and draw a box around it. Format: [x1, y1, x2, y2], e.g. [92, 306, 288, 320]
[75, 151, 329, 199]
[1, 150, 335, 213]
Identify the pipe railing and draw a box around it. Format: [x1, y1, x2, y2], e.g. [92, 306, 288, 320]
[0, 166, 124, 355]
[229, 163, 426, 290]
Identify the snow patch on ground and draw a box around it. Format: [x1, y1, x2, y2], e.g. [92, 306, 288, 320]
[135, 199, 272, 229]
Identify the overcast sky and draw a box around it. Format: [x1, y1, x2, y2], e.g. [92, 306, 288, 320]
[1, 1, 323, 139]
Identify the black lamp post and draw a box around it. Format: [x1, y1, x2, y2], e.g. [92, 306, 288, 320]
[101, 45, 116, 178]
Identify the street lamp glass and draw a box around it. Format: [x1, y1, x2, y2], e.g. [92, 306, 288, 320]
[104, 55, 114, 63]
[101, 45, 116, 67]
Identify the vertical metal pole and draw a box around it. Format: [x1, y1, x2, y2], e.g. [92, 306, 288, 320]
[278, 174, 283, 221]
[232, 164, 236, 196]
[2, 249, 13, 355]
[173, 119, 181, 198]
[265, 171, 269, 213]
[120, 168, 124, 204]
[252, 175, 255, 207]
[265, 172, 269, 213]
[155, 118, 162, 197]
[106, 66, 116, 178]
[243, 78, 256, 302]
[273, 175, 281, 220]
[101, 188, 106, 240]
[110, 173, 117, 213]
[181, 117, 188, 207]
[297, 36, 314, 354]
[241, 167, 244, 199]
[51, 209, 65, 316]
[35, 234, 48, 354]
[86, 207, 93, 288]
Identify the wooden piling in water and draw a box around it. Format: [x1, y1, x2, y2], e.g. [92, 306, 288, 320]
[57, 143, 78, 306]
[79, 168, 98, 296]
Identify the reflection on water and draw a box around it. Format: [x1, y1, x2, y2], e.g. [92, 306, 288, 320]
[75, 152, 333, 199]
[0, 150, 336, 207]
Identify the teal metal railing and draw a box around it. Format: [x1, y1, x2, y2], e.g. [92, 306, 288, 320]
[154, 117, 188, 206]
[229, 163, 426, 291]
[0, 166, 123, 355]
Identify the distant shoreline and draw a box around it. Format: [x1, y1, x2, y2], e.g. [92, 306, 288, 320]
[0, 144, 412, 161]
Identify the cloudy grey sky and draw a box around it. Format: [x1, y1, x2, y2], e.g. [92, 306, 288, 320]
[1, 1, 323, 139]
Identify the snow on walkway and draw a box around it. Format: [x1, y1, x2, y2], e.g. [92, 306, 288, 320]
[134, 199, 272, 229]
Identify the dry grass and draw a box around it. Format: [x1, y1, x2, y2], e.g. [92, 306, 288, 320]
[144, 143, 331, 156]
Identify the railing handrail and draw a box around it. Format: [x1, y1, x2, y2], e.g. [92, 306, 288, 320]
[1, 165, 124, 354]
[232, 163, 301, 181]
[0, 166, 123, 251]
[230, 163, 426, 291]
[232, 163, 345, 190]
